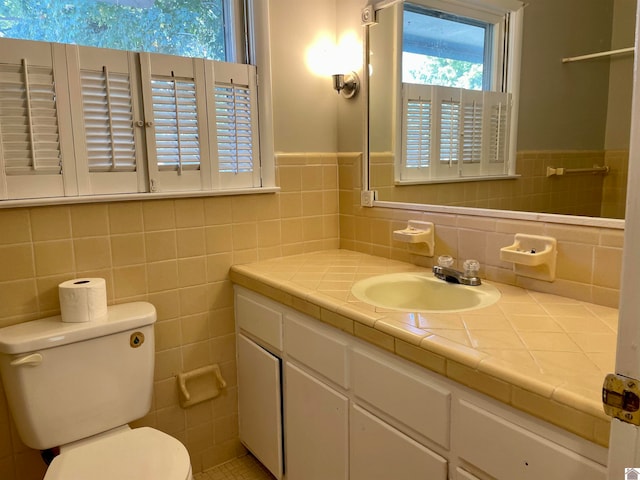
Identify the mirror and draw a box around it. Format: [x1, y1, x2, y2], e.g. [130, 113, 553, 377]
[368, 0, 635, 220]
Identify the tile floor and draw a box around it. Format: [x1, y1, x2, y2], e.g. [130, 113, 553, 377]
[194, 454, 274, 480]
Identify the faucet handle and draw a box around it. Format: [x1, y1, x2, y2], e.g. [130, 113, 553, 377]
[438, 255, 454, 268]
[463, 259, 480, 277]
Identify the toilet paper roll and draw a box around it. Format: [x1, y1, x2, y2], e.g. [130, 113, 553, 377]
[58, 278, 108, 323]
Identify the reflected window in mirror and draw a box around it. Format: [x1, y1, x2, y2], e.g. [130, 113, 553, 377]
[369, 0, 632, 220]
[403, 6, 490, 90]
[397, 0, 523, 184]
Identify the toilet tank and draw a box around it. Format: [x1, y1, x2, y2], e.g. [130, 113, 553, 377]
[0, 302, 156, 450]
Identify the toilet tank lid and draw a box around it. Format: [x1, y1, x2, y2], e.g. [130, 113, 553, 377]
[0, 302, 156, 355]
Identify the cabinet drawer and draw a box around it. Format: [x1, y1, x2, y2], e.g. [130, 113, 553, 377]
[352, 348, 450, 448]
[236, 291, 283, 350]
[455, 400, 606, 480]
[284, 314, 348, 388]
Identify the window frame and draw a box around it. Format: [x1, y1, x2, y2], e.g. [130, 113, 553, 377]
[0, 0, 276, 207]
[394, 0, 524, 185]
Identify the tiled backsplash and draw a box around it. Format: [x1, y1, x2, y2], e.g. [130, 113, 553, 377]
[0, 154, 339, 480]
[340, 153, 623, 309]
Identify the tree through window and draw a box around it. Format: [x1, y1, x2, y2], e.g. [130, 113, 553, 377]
[0, 0, 228, 61]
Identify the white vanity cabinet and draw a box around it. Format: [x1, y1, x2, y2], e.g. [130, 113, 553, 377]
[234, 286, 608, 480]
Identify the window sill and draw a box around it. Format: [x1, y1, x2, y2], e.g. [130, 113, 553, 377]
[395, 174, 520, 186]
[0, 186, 281, 209]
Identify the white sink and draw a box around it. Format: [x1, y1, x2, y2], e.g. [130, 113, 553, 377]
[351, 272, 501, 313]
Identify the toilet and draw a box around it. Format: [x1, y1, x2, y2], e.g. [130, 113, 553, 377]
[0, 302, 192, 480]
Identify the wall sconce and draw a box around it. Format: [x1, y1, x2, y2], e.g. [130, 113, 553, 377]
[332, 71, 360, 99]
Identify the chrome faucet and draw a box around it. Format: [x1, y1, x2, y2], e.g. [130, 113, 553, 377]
[432, 256, 482, 286]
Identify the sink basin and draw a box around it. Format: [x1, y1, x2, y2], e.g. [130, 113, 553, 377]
[351, 272, 501, 313]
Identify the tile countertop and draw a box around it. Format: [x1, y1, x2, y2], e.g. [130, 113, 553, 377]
[229, 249, 617, 448]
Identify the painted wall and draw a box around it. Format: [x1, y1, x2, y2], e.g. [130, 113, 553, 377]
[518, 0, 614, 150]
[269, 0, 339, 153]
[605, 0, 635, 150]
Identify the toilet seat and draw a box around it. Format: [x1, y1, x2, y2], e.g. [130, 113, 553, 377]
[44, 427, 192, 480]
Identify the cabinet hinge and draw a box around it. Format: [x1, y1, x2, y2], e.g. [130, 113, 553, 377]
[603, 373, 640, 425]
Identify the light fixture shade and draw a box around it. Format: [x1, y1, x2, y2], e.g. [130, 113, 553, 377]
[332, 71, 359, 99]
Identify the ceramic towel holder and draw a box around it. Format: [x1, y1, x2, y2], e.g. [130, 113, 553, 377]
[500, 234, 557, 282]
[392, 220, 435, 257]
[177, 364, 227, 409]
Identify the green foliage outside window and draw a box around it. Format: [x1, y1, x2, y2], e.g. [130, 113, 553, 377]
[0, 0, 226, 60]
[404, 53, 484, 91]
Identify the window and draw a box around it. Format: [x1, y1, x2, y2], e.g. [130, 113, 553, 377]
[403, 6, 491, 90]
[398, 0, 522, 184]
[0, 0, 231, 61]
[0, 0, 273, 204]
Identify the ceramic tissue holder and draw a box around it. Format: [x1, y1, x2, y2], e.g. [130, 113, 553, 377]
[392, 220, 434, 257]
[177, 364, 227, 408]
[500, 234, 557, 281]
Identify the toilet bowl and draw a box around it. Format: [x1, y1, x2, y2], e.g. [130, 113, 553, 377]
[0, 302, 193, 480]
[44, 426, 192, 480]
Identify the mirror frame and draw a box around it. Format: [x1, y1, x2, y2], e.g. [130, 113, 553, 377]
[361, 1, 626, 230]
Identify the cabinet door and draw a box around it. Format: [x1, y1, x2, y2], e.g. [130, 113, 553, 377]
[350, 404, 448, 480]
[237, 334, 283, 479]
[284, 363, 349, 480]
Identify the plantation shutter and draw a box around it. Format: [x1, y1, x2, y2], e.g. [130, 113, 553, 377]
[460, 89, 484, 176]
[0, 39, 75, 199]
[211, 61, 261, 189]
[83, 69, 136, 171]
[151, 76, 199, 171]
[139, 52, 212, 192]
[0, 38, 267, 203]
[400, 82, 510, 182]
[67, 46, 145, 195]
[461, 91, 483, 166]
[401, 83, 433, 180]
[485, 91, 511, 174]
[435, 86, 462, 179]
[0, 62, 61, 175]
[439, 100, 461, 162]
